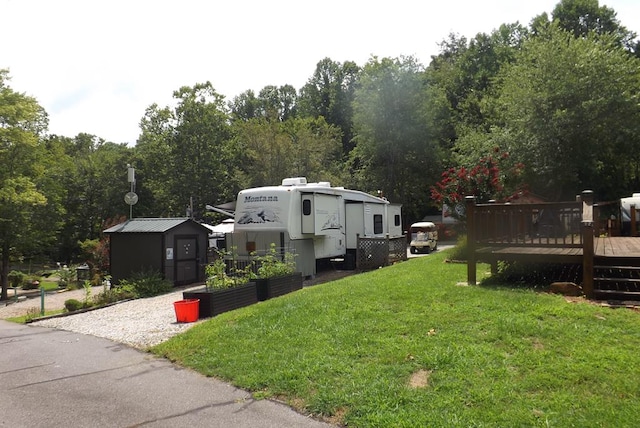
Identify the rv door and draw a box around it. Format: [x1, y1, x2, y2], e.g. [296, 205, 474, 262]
[301, 193, 342, 235]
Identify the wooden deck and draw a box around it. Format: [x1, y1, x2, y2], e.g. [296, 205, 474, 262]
[477, 237, 640, 263]
[595, 237, 640, 258]
[466, 191, 640, 299]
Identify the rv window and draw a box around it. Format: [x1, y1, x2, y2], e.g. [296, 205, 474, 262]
[394, 214, 401, 227]
[374, 214, 383, 234]
[303, 199, 311, 215]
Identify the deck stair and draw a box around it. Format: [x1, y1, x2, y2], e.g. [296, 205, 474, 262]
[593, 262, 640, 300]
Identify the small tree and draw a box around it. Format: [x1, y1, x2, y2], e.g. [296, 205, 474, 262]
[430, 151, 526, 221]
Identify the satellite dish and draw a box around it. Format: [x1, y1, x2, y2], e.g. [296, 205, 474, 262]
[124, 192, 139, 205]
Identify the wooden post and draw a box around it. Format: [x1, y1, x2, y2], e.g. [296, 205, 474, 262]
[631, 205, 637, 237]
[465, 196, 477, 285]
[581, 190, 594, 298]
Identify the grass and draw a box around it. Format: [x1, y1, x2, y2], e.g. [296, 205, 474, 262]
[152, 250, 640, 427]
[39, 281, 60, 291]
[6, 309, 65, 323]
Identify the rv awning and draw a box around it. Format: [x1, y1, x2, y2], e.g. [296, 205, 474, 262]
[202, 219, 234, 237]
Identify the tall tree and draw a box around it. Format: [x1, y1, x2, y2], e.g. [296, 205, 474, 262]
[46, 134, 133, 263]
[490, 25, 640, 200]
[233, 116, 343, 188]
[137, 82, 235, 219]
[134, 104, 176, 216]
[228, 90, 261, 121]
[427, 23, 527, 145]
[298, 58, 360, 154]
[230, 85, 298, 122]
[350, 56, 446, 222]
[0, 70, 49, 300]
[532, 0, 638, 55]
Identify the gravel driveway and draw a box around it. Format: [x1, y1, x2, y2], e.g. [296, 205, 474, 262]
[2, 268, 357, 350]
[1, 284, 205, 349]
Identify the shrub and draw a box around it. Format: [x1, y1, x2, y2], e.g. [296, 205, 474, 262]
[94, 283, 137, 305]
[64, 299, 83, 312]
[485, 261, 582, 289]
[448, 234, 469, 261]
[22, 276, 41, 290]
[128, 270, 173, 298]
[57, 265, 76, 289]
[8, 271, 24, 289]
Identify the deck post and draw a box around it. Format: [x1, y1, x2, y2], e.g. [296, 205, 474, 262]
[581, 190, 594, 298]
[631, 205, 637, 237]
[465, 196, 477, 285]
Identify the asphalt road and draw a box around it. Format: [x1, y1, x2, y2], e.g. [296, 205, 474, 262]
[0, 321, 332, 428]
[406, 241, 454, 259]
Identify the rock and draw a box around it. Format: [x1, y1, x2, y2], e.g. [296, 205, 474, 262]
[550, 282, 583, 296]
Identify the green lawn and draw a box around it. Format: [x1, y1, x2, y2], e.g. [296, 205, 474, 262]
[152, 250, 640, 427]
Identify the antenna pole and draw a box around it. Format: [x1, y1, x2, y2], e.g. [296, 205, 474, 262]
[127, 164, 135, 219]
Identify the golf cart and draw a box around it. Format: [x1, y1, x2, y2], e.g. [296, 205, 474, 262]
[409, 221, 438, 254]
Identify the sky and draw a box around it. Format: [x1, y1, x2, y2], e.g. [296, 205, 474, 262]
[2, 0, 639, 145]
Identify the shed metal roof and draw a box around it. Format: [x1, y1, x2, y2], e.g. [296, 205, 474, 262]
[104, 218, 204, 234]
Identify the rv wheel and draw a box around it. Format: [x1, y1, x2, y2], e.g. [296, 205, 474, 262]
[410, 247, 417, 254]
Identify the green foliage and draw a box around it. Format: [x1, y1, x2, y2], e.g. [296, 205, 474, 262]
[8, 271, 24, 288]
[126, 270, 173, 298]
[552, 0, 635, 47]
[350, 55, 446, 219]
[64, 299, 83, 312]
[21, 276, 41, 290]
[57, 265, 75, 289]
[254, 243, 296, 279]
[448, 234, 469, 261]
[82, 280, 92, 307]
[94, 283, 136, 305]
[487, 261, 582, 288]
[136, 82, 235, 219]
[233, 116, 343, 188]
[296, 58, 360, 153]
[205, 251, 251, 290]
[0, 69, 51, 300]
[491, 24, 640, 200]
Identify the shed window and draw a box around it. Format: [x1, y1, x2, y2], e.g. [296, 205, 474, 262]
[394, 214, 401, 227]
[303, 199, 311, 215]
[374, 214, 383, 234]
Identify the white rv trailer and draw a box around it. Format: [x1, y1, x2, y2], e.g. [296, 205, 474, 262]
[228, 177, 403, 277]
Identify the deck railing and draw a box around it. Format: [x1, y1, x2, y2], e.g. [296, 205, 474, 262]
[466, 190, 595, 297]
[472, 201, 583, 247]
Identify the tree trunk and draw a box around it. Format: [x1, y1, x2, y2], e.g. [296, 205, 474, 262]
[1, 243, 9, 301]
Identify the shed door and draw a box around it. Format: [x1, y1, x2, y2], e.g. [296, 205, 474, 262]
[175, 236, 198, 284]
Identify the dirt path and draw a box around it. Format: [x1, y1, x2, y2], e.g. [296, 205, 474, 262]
[0, 286, 101, 319]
